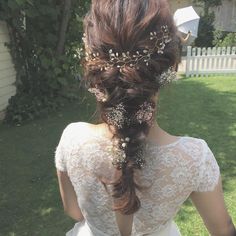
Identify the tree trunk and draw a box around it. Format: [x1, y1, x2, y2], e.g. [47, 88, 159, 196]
[56, 0, 72, 56]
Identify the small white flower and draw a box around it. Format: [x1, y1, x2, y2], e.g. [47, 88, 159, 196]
[125, 137, 130, 142]
[88, 87, 108, 102]
[106, 103, 126, 128]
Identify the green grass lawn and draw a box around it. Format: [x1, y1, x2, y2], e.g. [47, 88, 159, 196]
[0, 76, 235, 236]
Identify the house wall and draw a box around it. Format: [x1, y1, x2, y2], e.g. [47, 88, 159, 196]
[0, 21, 16, 120]
[169, 0, 193, 13]
[213, 0, 236, 32]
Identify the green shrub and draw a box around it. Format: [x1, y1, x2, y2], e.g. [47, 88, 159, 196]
[0, 0, 90, 124]
[216, 32, 236, 47]
[213, 29, 236, 47]
[213, 30, 228, 46]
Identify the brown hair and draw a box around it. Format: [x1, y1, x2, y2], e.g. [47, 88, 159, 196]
[82, 0, 178, 215]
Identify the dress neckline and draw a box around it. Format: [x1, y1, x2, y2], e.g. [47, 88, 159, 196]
[146, 136, 185, 149]
[92, 131, 185, 149]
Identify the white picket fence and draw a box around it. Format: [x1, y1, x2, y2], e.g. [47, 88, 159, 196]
[186, 46, 236, 77]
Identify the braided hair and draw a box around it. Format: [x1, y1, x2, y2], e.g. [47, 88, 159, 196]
[82, 0, 179, 215]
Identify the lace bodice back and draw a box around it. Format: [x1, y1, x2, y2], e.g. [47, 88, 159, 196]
[55, 122, 220, 236]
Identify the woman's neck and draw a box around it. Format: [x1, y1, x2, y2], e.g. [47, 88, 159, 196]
[146, 122, 180, 146]
[96, 121, 177, 146]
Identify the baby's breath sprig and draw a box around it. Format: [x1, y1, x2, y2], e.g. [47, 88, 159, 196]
[155, 67, 177, 87]
[135, 101, 155, 125]
[105, 103, 126, 128]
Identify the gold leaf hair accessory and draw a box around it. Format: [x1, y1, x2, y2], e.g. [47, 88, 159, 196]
[82, 25, 172, 72]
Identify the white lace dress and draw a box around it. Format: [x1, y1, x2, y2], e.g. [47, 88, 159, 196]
[55, 122, 220, 236]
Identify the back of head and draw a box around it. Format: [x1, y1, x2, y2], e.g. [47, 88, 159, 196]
[82, 0, 178, 215]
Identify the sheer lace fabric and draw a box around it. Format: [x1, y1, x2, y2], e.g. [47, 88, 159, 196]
[55, 122, 220, 236]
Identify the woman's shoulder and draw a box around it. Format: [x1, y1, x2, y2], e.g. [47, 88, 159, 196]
[60, 122, 98, 141]
[62, 122, 95, 134]
[64, 121, 93, 128]
[153, 134, 207, 151]
[177, 135, 208, 150]
[179, 136, 220, 192]
[177, 136, 214, 162]
[180, 136, 206, 145]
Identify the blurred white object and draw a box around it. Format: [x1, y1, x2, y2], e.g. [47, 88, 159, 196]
[174, 6, 200, 38]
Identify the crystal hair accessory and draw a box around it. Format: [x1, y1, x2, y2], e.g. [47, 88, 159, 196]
[82, 25, 172, 72]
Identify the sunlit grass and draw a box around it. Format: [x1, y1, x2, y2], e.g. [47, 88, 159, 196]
[0, 76, 235, 235]
[158, 76, 236, 235]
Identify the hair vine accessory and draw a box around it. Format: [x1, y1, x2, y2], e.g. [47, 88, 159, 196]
[88, 86, 108, 102]
[82, 25, 172, 72]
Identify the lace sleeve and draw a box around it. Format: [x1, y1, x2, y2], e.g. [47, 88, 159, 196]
[195, 140, 220, 192]
[54, 125, 71, 172]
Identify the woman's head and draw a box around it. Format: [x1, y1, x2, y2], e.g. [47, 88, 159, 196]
[83, 0, 178, 85]
[82, 0, 178, 215]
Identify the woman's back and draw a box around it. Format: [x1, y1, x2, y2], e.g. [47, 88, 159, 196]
[55, 122, 220, 235]
[55, 0, 236, 235]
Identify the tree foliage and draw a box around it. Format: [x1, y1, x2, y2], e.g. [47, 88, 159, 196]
[214, 31, 236, 47]
[193, 0, 222, 47]
[193, 0, 222, 15]
[0, 0, 90, 124]
[194, 13, 215, 47]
